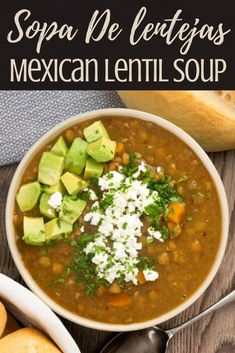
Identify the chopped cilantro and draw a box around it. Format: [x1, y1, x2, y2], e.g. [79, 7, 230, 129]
[107, 172, 114, 180]
[78, 191, 90, 201]
[122, 152, 138, 176]
[122, 222, 128, 230]
[145, 203, 163, 218]
[90, 176, 99, 187]
[99, 193, 113, 212]
[148, 176, 183, 205]
[117, 273, 126, 287]
[85, 283, 99, 295]
[69, 234, 101, 295]
[75, 233, 96, 251]
[98, 278, 110, 288]
[129, 152, 138, 165]
[160, 226, 170, 241]
[138, 256, 155, 271]
[73, 251, 97, 292]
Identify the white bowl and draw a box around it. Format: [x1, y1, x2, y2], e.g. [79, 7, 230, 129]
[0, 273, 80, 353]
[6, 108, 229, 332]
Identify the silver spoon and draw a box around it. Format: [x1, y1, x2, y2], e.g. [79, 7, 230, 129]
[101, 290, 235, 353]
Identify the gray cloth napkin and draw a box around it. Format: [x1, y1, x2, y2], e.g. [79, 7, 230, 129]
[0, 91, 124, 166]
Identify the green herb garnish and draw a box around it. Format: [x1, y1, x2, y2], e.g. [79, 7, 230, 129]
[138, 256, 155, 271]
[122, 152, 138, 176]
[99, 193, 113, 212]
[69, 234, 101, 294]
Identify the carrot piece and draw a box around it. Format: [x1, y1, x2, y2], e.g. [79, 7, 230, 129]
[168, 203, 186, 224]
[109, 293, 132, 308]
[136, 271, 147, 285]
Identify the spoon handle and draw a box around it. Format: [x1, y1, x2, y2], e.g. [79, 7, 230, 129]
[166, 289, 235, 337]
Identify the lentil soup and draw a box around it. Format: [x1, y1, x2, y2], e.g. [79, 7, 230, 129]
[14, 117, 221, 324]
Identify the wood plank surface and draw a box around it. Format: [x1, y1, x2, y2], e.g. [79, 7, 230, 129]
[0, 152, 234, 353]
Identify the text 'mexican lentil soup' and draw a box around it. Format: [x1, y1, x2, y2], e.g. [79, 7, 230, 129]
[14, 117, 221, 324]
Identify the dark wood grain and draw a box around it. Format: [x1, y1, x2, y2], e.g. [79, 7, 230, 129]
[0, 153, 234, 353]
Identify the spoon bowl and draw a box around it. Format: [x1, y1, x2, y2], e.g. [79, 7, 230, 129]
[101, 328, 170, 353]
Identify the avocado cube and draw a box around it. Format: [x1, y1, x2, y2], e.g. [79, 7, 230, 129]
[59, 195, 86, 224]
[45, 218, 72, 241]
[65, 138, 88, 175]
[87, 136, 116, 162]
[42, 180, 66, 195]
[23, 216, 45, 246]
[39, 193, 57, 219]
[38, 152, 64, 186]
[51, 136, 68, 157]
[84, 158, 104, 179]
[61, 172, 88, 195]
[83, 121, 109, 143]
[16, 181, 41, 212]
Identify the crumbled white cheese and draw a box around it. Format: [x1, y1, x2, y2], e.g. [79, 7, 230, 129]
[88, 189, 98, 201]
[133, 161, 147, 178]
[148, 227, 163, 242]
[80, 226, 85, 233]
[98, 171, 124, 190]
[84, 169, 161, 286]
[143, 269, 159, 281]
[48, 192, 62, 210]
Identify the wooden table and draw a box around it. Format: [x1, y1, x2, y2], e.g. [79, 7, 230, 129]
[0, 155, 235, 353]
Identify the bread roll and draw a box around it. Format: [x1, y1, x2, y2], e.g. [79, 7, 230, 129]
[2, 312, 21, 337]
[0, 327, 62, 353]
[117, 90, 235, 151]
[0, 302, 7, 338]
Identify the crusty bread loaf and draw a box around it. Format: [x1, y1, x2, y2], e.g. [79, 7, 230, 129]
[0, 302, 7, 338]
[117, 90, 235, 151]
[0, 327, 62, 353]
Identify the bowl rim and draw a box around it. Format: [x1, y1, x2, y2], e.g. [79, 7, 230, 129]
[6, 107, 229, 332]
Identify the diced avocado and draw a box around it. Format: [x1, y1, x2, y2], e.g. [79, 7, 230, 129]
[39, 193, 57, 219]
[84, 158, 104, 179]
[45, 218, 72, 241]
[61, 172, 88, 195]
[38, 152, 64, 186]
[83, 120, 109, 143]
[23, 216, 45, 246]
[16, 181, 41, 212]
[59, 195, 86, 224]
[42, 180, 66, 195]
[87, 136, 116, 162]
[65, 138, 88, 175]
[51, 136, 68, 157]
